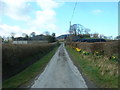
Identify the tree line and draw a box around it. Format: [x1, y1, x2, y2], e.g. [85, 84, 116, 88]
[1, 31, 56, 43]
[68, 24, 119, 40]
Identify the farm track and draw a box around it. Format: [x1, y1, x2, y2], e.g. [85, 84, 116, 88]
[30, 43, 87, 88]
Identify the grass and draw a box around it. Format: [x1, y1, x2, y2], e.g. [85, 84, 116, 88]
[2, 46, 59, 88]
[66, 45, 118, 88]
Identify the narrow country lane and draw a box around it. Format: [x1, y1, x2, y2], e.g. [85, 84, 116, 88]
[31, 43, 88, 88]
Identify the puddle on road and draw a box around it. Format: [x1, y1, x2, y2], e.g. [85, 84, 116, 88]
[58, 48, 65, 56]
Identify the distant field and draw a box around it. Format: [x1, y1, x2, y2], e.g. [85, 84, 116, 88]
[2, 43, 59, 81]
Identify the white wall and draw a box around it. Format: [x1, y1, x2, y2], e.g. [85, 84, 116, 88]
[13, 40, 48, 44]
[13, 41, 28, 44]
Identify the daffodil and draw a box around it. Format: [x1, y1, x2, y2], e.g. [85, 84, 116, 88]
[112, 56, 116, 59]
[76, 48, 81, 52]
[94, 51, 100, 56]
[83, 51, 86, 54]
[82, 51, 89, 55]
[110, 56, 117, 62]
[96, 52, 99, 54]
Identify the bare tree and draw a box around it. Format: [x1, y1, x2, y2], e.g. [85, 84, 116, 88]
[52, 33, 55, 37]
[84, 28, 90, 34]
[69, 24, 76, 35]
[25, 34, 29, 40]
[99, 34, 104, 38]
[103, 36, 107, 39]
[22, 33, 27, 37]
[44, 31, 50, 36]
[108, 36, 113, 40]
[93, 33, 99, 38]
[78, 24, 85, 34]
[69, 24, 80, 35]
[30, 32, 36, 37]
[22, 33, 29, 40]
[10, 32, 15, 40]
[69, 24, 88, 35]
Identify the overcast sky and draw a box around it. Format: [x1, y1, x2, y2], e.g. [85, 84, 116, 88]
[0, 0, 118, 38]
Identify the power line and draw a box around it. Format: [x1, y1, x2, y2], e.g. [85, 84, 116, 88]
[69, 1, 78, 33]
[70, 1, 77, 23]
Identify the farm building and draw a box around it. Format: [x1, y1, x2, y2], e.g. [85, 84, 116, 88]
[13, 34, 48, 44]
[56, 34, 69, 41]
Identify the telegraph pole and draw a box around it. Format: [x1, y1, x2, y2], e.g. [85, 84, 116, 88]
[70, 21, 71, 30]
[69, 21, 72, 34]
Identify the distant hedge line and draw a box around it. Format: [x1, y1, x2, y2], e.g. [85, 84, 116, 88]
[2, 43, 58, 80]
[67, 41, 119, 58]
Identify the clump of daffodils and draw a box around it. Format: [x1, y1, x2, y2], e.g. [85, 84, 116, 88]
[76, 48, 81, 52]
[82, 51, 89, 55]
[112, 56, 116, 59]
[94, 51, 99, 56]
[110, 56, 117, 62]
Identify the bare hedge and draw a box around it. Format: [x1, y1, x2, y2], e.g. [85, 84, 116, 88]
[67, 41, 119, 58]
[2, 43, 58, 80]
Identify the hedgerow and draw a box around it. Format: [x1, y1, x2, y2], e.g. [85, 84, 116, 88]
[2, 43, 58, 80]
[67, 41, 118, 61]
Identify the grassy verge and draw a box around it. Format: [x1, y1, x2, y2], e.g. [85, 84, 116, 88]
[3, 46, 59, 88]
[66, 46, 118, 88]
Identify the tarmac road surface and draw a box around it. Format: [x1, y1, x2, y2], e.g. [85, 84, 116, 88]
[31, 43, 88, 88]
